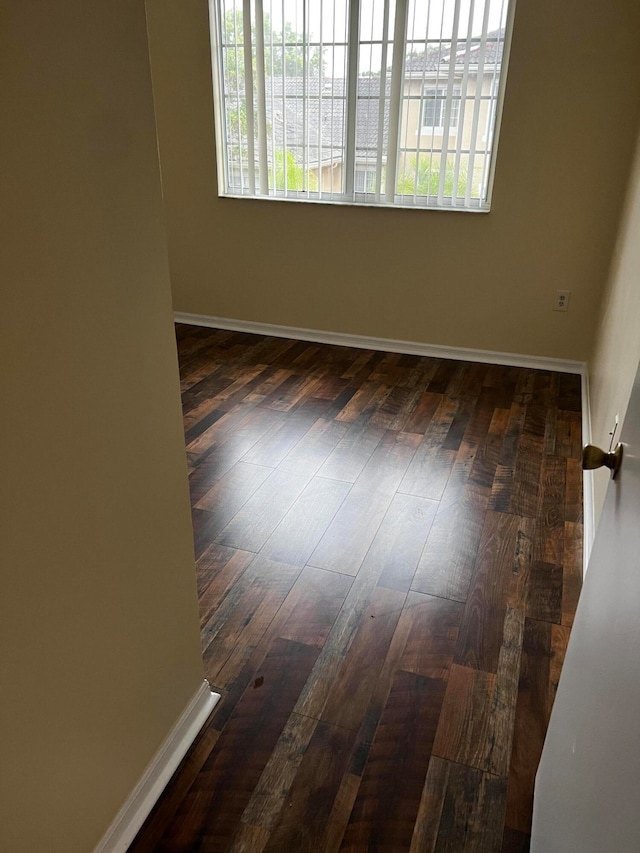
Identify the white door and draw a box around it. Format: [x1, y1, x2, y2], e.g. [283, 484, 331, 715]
[531, 361, 640, 852]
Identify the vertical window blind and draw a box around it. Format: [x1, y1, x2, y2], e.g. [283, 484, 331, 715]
[211, 0, 513, 210]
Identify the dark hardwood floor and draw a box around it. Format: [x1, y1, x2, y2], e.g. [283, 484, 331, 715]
[132, 324, 583, 852]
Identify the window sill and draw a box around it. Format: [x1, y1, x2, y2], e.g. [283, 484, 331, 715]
[219, 191, 491, 213]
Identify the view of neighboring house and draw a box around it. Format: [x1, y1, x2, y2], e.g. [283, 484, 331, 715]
[225, 30, 504, 201]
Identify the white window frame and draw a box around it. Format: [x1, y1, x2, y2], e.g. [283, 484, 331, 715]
[209, 0, 517, 213]
[421, 85, 461, 135]
[354, 166, 378, 193]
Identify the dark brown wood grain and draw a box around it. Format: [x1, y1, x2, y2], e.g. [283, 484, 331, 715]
[156, 638, 319, 852]
[455, 511, 522, 673]
[341, 671, 447, 851]
[263, 721, 358, 853]
[411, 757, 507, 853]
[504, 618, 555, 835]
[131, 324, 584, 852]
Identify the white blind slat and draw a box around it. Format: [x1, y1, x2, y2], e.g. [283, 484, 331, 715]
[242, 0, 256, 194]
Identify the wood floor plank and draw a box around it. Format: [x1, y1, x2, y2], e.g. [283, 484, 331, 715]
[409, 755, 451, 853]
[260, 370, 325, 412]
[290, 577, 387, 721]
[321, 585, 407, 731]
[194, 543, 245, 597]
[240, 401, 327, 467]
[228, 823, 271, 853]
[455, 511, 522, 673]
[187, 408, 285, 504]
[562, 521, 583, 626]
[555, 409, 582, 458]
[202, 562, 301, 686]
[259, 476, 351, 567]
[181, 366, 233, 415]
[263, 721, 358, 853]
[195, 461, 273, 514]
[502, 827, 531, 852]
[557, 372, 582, 412]
[277, 565, 354, 650]
[442, 397, 475, 451]
[413, 479, 489, 602]
[449, 361, 489, 400]
[504, 618, 554, 834]
[565, 456, 583, 523]
[433, 608, 523, 778]
[276, 417, 350, 477]
[334, 381, 385, 423]
[216, 564, 352, 694]
[526, 560, 563, 624]
[319, 772, 362, 853]
[401, 390, 442, 435]
[197, 546, 256, 628]
[398, 397, 460, 500]
[183, 365, 269, 431]
[484, 607, 526, 777]
[537, 454, 566, 533]
[428, 359, 460, 394]
[238, 712, 319, 835]
[308, 431, 421, 575]
[411, 756, 508, 853]
[506, 518, 535, 613]
[374, 492, 439, 592]
[186, 400, 269, 466]
[462, 389, 503, 446]
[158, 638, 319, 852]
[210, 565, 353, 735]
[510, 451, 542, 518]
[369, 383, 420, 430]
[214, 469, 311, 553]
[341, 671, 447, 851]
[316, 421, 385, 482]
[433, 664, 496, 768]
[398, 591, 464, 679]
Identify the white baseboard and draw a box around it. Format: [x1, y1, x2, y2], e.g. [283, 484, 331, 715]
[94, 680, 220, 853]
[175, 310, 593, 570]
[175, 312, 586, 376]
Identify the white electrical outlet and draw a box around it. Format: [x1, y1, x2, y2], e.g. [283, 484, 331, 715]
[554, 290, 571, 311]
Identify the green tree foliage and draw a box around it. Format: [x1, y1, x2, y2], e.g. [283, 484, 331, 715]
[223, 9, 322, 90]
[223, 9, 323, 182]
[270, 150, 318, 191]
[397, 156, 476, 198]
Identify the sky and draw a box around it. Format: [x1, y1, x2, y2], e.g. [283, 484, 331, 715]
[259, 0, 507, 42]
[224, 0, 509, 74]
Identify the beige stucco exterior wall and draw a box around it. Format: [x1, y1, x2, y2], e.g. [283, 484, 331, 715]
[0, 3, 204, 852]
[589, 126, 640, 523]
[399, 75, 491, 197]
[147, 0, 640, 361]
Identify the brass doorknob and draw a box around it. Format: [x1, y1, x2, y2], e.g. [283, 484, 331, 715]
[582, 443, 623, 479]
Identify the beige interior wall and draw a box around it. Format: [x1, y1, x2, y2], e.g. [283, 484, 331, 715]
[589, 127, 640, 521]
[0, 3, 204, 852]
[147, 0, 640, 361]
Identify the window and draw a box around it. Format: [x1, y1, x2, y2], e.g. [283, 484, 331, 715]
[422, 87, 461, 131]
[354, 167, 378, 193]
[210, 0, 513, 211]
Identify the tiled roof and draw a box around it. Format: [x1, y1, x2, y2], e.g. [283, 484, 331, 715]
[404, 28, 505, 74]
[266, 77, 390, 163]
